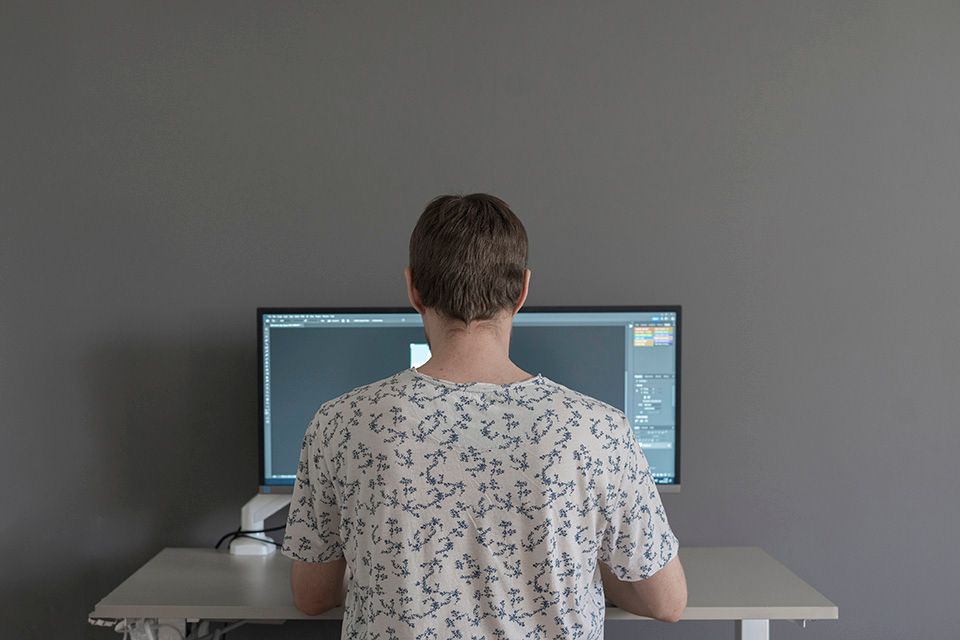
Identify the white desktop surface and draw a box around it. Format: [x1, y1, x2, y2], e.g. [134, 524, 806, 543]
[91, 546, 837, 623]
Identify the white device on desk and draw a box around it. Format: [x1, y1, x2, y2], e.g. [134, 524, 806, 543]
[229, 492, 291, 556]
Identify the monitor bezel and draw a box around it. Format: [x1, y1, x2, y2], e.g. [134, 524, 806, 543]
[257, 305, 681, 492]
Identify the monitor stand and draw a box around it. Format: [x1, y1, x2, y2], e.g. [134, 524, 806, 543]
[229, 493, 292, 556]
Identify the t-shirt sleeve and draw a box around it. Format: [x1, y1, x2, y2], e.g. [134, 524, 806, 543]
[281, 414, 344, 564]
[598, 415, 679, 581]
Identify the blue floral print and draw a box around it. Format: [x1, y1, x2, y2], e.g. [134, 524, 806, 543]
[282, 367, 678, 639]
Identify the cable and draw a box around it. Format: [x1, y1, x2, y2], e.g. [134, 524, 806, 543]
[215, 620, 247, 638]
[215, 525, 285, 548]
[214, 525, 286, 550]
[187, 620, 249, 640]
[215, 530, 239, 550]
[232, 533, 281, 546]
[215, 527, 285, 549]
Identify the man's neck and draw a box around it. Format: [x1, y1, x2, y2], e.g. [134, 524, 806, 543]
[415, 318, 533, 385]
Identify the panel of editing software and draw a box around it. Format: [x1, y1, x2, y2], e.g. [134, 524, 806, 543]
[261, 308, 679, 486]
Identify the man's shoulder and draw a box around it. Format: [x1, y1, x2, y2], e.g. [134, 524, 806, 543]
[318, 369, 409, 413]
[306, 369, 628, 443]
[527, 377, 630, 449]
[541, 377, 627, 422]
[306, 370, 411, 437]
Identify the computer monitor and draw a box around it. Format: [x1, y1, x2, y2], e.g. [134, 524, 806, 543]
[259, 306, 681, 490]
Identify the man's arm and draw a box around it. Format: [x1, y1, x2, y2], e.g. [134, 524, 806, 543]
[599, 555, 687, 622]
[283, 414, 348, 615]
[290, 557, 348, 616]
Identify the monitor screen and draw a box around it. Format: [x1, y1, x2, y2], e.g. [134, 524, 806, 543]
[259, 306, 681, 488]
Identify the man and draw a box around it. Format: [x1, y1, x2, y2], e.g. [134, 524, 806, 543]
[281, 193, 687, 639]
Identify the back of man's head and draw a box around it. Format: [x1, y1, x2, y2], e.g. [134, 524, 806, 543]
[409, 193, 528, 325]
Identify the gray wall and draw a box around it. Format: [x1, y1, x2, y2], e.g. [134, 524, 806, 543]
[2, 2, 958, 638]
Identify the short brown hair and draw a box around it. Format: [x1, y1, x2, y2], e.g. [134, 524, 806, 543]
[409, 193, 528, 324]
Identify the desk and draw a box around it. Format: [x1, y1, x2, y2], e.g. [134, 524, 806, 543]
[90, 546, 837, 640]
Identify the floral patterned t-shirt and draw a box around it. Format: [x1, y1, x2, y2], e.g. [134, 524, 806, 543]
[282, 366, 678, 640]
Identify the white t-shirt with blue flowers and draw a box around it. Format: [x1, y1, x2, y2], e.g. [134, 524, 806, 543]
[282, 366, 678, 640]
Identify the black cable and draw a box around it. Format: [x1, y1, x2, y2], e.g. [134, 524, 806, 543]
[215, 525, 286, 550]
[233, 533, 281, 546]
[215, 531, 238, 550]
[215, 527, 285, 550]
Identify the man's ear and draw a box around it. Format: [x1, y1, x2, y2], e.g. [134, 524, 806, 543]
[513, 269, 532, 315]
[404, 267, 427, 314]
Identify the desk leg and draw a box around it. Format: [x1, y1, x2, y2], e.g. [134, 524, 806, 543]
[736, 619, 770, 640]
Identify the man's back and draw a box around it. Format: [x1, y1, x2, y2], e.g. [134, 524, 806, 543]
[282, 366, 678, 640]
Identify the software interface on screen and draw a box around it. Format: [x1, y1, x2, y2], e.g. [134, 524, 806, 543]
[261, 308, 679, 486]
